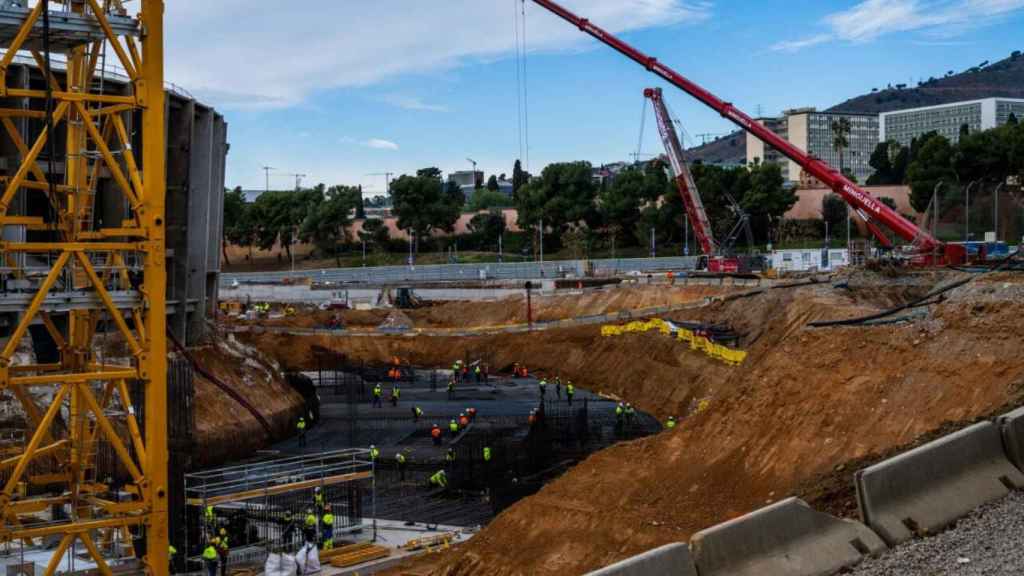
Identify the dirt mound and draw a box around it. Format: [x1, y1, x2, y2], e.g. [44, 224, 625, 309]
[190, 334, 305, 467]
[241, 271, 1024, 576]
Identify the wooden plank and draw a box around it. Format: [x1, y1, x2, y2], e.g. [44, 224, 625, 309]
[328, 545, 390, 568]
[186, 470, 372, 506]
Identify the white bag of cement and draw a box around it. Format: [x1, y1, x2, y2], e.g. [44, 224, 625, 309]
[295, 543, 321, 575]
[265, 552, 298, 576]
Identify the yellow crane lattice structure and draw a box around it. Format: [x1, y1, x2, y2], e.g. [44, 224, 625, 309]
[0, 1, 166, 575]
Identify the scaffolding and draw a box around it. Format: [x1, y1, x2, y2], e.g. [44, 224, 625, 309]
[183, 450, 375, 572]
[0, 1, 167, 576]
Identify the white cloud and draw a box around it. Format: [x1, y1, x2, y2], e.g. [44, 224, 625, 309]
[165, 1, 711, 110]
[771, 0, 1024, 51]
[770, 34, 831, 53]
[381, 94, 449, 112]
[363, 139, 400, 151]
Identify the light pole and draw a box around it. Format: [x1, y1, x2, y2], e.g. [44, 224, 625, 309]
[262, 165, 275, 193]
[964, 179, 980, 242]
[538, 219, 544, 263]
[994, 181, 1006, 242]
[650, 226, 656, 258]
[466, 158, 478, 188]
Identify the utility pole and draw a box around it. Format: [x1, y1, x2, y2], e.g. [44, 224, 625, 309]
[538, 219, 544, 263]
[684, 217, 689, 256]
[965, 179, 979, 241]
[262, 165, 275, 193]
[650, 226, 656, 258]
[293, 173, 307, 191]
[994, 181, 1005, 242]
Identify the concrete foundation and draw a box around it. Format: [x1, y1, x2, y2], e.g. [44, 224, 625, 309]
[585, 543, 696, 576]
[998, 407, 1024, 473]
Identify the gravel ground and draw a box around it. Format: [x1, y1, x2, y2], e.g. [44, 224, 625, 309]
[849, 491, 1024, 575]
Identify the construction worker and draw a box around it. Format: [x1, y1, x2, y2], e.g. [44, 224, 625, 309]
[303, 508, 318, 543]
[282, 510, 297, 548]
[528, 409, 537, 426]
[313, 486, 324, 514]
[483, 445, 492, 463]
[285, 305, 296, 316]
[449, 418, 459, 436]
[555, 377, 562, 399]
[412, 405, 423, 422]
[391, 384, 401, 406]
[625, 404, 636, 430]
[447, 378, 456, 400]
[566, 382, 575, 405]
[204, 505, 216, 533]
[217, 528, 229, 576]
[666, 415, 678, 429]
[615, 402, 625, 434]
[466, 407, 477, 421]
[169, 545, 178, 573]
[370, 445, 380, 463]
[431, 423, 442, 446]
[513, 362, 521, 379]
[539, 378, 547, 399]
[474, 365, 482, 383]
[321, 505, 335, 550]
[396, 452, 408, 481]
[202, 540, 219, 576]
[429, 469, 449, 490]
[372, 383, 383, 407]
[458, 412, 469, 429]
[296, 416, 307, 447]
[445, 448, 456, 468]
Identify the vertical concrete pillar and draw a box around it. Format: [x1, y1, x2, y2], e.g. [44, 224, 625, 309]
[186, 105, 213, 344]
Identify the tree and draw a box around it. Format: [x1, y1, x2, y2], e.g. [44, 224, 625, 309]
[831, 117, 851, 175]
[1009, 112, 1019, 126]
[514, 162, 599, 252]
[959, 123, 970, 139]
[358, 217, 390, 249]
[390, 167, 465, 250]
[468, 188, 513, 211]
[512, 159, 529, 194]
[249, 188, 320, 262]
[821, 194, 846, 240]
[299, 185, 360, 265]
[222, 186, 248, 265]
[741, 161, 794, 245]
[467, 210, 507, 249]
[486, 175, 499, 191]
[905, 133, 957, 213]
[354, 185, 366, 219]
[878, 196, 897, 211]
[867, 141, 909, 185]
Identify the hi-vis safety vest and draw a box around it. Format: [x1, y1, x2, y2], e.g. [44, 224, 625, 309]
[203, 546, 218, 561]
[483, 447, 492, 461]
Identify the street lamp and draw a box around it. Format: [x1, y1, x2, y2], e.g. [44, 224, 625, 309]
[964, 179, 980, 242]
[994, 181, 1006, 242]
[466, 158, 478, 188]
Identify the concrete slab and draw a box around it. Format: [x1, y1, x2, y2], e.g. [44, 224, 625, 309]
[998, 406, 1024, 473]
[855, 421, 1024, 546]
[689, 497, 885, 576]
[585, 543, 696, 576]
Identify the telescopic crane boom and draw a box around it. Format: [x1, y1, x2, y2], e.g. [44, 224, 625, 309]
[644, 87, 716, 257]
[529, 0, 965, 265]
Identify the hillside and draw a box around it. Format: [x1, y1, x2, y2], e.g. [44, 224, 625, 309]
[684, 50, 1024, 166]
[829, 51, 1024, 114]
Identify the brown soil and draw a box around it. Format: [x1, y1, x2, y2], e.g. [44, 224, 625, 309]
[229, 284, 734, 332]
[239, 271, 1024, 576]
[189, 335, 305, 467]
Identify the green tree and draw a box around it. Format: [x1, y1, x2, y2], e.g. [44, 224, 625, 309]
[514, 161, 599, 250]
[821, 194, 846, 240]
[741, 161, 794, 245]
[249, 188, 320, 261]
[831, 117, 852, 175]
[512, 159, 529, 194]
[905, 134, 957, 213]
[390, 167, 465, 250]
[299, 185, 359, 265]
[1009, 112, 1019, 125]
[878, 196, 897, 211]
[866, 142, 894, 185]
[358, 217, 390, 249]
[222, 186, 248, 265]
[486, 175, 499, 192]
[468, 188, 513, 211]
[467, 210, 507, 250]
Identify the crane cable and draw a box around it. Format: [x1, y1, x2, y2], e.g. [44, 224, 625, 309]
[635, 95, 647, 163]
[512, 0, 523, 166]
[520, 0, 530, 172]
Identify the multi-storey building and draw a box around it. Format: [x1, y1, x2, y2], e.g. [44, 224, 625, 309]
[879, 97, 1024, 146]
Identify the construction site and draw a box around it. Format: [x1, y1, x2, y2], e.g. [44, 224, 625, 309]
[2, 2, 1024, 576]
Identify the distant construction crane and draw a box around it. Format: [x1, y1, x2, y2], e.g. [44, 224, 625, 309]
[280, 172, 307, 191]
[367, 172, 395, 196]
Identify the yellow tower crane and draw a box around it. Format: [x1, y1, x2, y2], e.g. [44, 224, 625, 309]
[0, 1, 167, 575]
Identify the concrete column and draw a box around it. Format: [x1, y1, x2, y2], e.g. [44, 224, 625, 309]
[167, 97, 193, 343]
[185, 104, 213, 344]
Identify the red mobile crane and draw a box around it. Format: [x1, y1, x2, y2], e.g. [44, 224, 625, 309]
[529, 0, 967, 266]
[645, 87, 746, 273]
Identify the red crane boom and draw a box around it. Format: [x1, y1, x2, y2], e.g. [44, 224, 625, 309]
[644, 87, 716, 257]
[529, 0, 964, 264]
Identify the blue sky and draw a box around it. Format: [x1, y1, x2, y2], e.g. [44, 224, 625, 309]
[164, 1, 1024, 195]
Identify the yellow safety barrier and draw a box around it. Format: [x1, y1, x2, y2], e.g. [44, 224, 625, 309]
[602, 320, 747, 366]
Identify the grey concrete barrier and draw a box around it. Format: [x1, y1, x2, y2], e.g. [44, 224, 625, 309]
[855, 421, 1024, 546]
[998, 406, 1024, 473]
[585, 543, 696, 576]
[689, 497, 885, 576]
